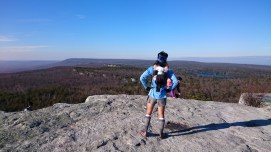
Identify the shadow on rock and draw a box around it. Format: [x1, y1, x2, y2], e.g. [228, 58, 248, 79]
[167, 118, 271, 137]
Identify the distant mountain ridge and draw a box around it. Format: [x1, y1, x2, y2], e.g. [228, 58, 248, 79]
[1, 56, 271, 73]
[52, 58, 153, 67]
[0, 60, 58, 73]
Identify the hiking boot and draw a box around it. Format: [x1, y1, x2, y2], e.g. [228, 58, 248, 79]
[159, 133, 167, 139]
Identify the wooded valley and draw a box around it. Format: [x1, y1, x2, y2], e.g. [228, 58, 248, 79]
[1, 61, 271, 112]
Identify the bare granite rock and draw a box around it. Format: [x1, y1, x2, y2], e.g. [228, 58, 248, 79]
[0, 95, 271, 152]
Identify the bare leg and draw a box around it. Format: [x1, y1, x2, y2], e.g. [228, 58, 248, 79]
[146, 102, 155, 115]
[158, 105, 165, 118]
[170, 90, 175, 98]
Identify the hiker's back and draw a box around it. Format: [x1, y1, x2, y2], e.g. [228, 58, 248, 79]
[153, 63, 169, 92]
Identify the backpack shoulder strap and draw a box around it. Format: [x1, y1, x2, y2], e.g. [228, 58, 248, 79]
[153, 64, 158, 76]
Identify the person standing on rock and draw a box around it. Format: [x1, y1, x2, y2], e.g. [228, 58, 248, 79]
[139, 51, 178, 139]
[170, 76, 182, 98]
[24, 101, 33, 112]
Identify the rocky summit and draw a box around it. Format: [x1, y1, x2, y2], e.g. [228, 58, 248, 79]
[0, 95, 271, 152]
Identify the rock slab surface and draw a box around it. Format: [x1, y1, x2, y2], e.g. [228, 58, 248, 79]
[0, 95, 271, 152]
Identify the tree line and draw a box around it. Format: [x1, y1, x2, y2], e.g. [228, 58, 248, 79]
[0, 64, 270, 112]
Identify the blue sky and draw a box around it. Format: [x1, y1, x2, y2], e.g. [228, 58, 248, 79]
[0, 0, 270, 60]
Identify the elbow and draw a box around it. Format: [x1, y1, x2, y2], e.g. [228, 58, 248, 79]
[140, 75, 145, 83]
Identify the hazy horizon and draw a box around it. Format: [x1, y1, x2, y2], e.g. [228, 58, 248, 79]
[1, 56, 271, 66]
[0, 55, 270, 60]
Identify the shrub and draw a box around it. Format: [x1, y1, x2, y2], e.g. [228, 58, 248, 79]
[243, 93, 263, 107]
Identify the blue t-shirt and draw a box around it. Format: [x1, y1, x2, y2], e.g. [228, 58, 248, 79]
[140, 66, 178, 99]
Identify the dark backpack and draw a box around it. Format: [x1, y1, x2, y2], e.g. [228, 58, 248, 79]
[153, 64, 169, 92]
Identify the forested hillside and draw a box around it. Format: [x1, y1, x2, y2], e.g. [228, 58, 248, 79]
[1, 61, 271, 112]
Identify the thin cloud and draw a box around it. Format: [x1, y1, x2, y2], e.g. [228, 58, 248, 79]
[0, 45, 48, 52]
[75, 14, 86, 20]
[0, 36, 15, 42]
[19, 18, 52, 23]
[3, 45, 48, 49]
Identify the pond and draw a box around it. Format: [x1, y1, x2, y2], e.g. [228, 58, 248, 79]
[192, 72, 239, 78]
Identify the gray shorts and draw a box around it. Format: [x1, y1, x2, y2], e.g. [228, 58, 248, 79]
[147, 96, 167, 106]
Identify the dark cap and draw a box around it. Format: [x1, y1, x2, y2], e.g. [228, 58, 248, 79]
[157, 51, 168, 63]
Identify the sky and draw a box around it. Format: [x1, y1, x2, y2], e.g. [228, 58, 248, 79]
[0, 0, 270, 61]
